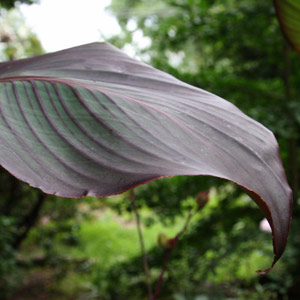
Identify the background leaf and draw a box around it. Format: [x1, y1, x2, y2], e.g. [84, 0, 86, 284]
[274, 0, 300, 52]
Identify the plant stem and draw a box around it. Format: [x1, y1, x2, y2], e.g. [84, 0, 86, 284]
[130, 191, 154, 300]
[175, 209, 194, 240]
[154, 208, 195, 299]
[283, 40, 298, 200]
[154, 250, 170, 299]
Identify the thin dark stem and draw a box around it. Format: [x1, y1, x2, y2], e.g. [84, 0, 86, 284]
[283, 40, 291, 100]
[154, 208, 195, 299]
[154, 250, 171, 299]
[283, 40, 298, 200]
[175, 209, 194, 240]
[130, 191, 154, 300]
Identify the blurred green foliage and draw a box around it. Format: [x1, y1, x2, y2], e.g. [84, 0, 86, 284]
[0, 0, 37, 9]
[0, 8, 43, 61]
[0, 216, 19, 298]
[85, 184, 282, 300]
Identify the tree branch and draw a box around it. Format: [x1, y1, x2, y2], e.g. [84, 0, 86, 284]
[13, 191, 46, 249]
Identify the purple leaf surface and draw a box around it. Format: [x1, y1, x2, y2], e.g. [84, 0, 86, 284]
[0, 43, 292, 272]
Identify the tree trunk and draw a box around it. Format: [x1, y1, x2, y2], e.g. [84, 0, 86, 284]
[13, 192, 46, 249]
[283, 41, 298, 200]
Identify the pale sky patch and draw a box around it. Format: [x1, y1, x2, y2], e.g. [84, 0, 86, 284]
[19, 0, 121, 53]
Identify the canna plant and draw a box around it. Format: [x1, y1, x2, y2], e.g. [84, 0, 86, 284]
[0, 42, 292, 276]
[274, 0, 300, 53]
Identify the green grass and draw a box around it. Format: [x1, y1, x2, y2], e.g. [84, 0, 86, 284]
[67, 209, 184, 269]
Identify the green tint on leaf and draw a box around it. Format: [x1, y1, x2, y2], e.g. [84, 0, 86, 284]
[274, 0, 300, 52]
[0, 43, 292, 272]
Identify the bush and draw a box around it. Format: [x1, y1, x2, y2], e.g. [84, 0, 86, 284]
[0, 216, 21, 299]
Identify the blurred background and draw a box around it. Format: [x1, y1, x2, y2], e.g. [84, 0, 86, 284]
[0, 0, 300, 299]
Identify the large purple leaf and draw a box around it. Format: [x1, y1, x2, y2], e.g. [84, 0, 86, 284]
[274, 0, 300, 52]
[0, 43, 292, 272]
